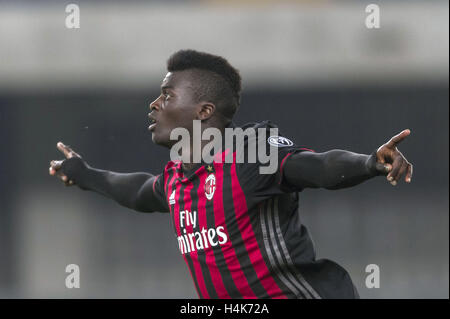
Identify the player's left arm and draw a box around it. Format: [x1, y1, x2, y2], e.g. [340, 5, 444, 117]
[283, 129, 413, 190]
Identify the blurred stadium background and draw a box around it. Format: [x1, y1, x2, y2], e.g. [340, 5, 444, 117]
[0, 0, 448, 298]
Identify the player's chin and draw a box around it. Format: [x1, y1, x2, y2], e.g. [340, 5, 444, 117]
[151, 133, 161, 144]
[151, 133, 171, 148]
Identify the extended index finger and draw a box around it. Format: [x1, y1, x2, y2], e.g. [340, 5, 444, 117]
[57, 142, 78, 159]
[386, 129, 411, 148]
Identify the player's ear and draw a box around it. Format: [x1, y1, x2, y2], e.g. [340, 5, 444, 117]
[197, 102, 216, 121]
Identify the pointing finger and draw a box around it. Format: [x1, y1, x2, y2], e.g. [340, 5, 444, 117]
[386, 129, 411, 149]
[57, 142, 71, 158]
[57, 142, 79, 159]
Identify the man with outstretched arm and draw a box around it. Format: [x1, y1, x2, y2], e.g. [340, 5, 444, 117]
[49, 49, 412, 299]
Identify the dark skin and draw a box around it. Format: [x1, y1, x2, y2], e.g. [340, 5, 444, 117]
[147, 70, 224, 171]
[49, 70, 413, 189]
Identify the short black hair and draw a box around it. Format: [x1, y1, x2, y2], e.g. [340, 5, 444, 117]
[167, 49, 242, 123]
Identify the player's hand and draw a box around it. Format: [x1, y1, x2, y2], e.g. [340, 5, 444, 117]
[374, 129, 413, 186]
[49, 142, 82, 186]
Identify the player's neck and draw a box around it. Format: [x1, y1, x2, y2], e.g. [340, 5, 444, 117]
[181, 124, 228, 173]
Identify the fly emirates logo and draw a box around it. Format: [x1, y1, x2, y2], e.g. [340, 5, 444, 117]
[177, 210, 228, 255]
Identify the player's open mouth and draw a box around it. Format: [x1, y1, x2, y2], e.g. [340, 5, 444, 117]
[148, 114, 157, 131]
[148, 121, 157, 131]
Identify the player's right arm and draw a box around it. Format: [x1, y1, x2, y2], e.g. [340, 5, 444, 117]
[282, 130, 413, 191]
[49, 142, 168, 213]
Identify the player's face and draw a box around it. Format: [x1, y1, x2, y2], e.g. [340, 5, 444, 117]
[148, 71, 199, 147]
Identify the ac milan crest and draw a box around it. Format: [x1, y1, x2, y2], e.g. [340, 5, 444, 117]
[205, 173, 216, 201]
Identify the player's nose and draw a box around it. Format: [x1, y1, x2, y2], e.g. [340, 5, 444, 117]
[149, 97, 161, 111]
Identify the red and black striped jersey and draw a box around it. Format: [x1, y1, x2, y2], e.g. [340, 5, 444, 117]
[152, 121, 357, 299]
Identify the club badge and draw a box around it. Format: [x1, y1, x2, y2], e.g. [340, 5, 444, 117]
[205, 173, 216, 201]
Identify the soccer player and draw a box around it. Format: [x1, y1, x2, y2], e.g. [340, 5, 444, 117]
[49, 50, 413, 299]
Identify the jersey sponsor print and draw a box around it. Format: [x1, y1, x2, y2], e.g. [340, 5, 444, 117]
[152, 121, 359, 299]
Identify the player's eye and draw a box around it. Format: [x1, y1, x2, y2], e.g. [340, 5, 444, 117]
[162, 91, 170, 100]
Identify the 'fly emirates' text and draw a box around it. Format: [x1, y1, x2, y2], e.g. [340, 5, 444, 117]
[177, 210, 228, 255]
